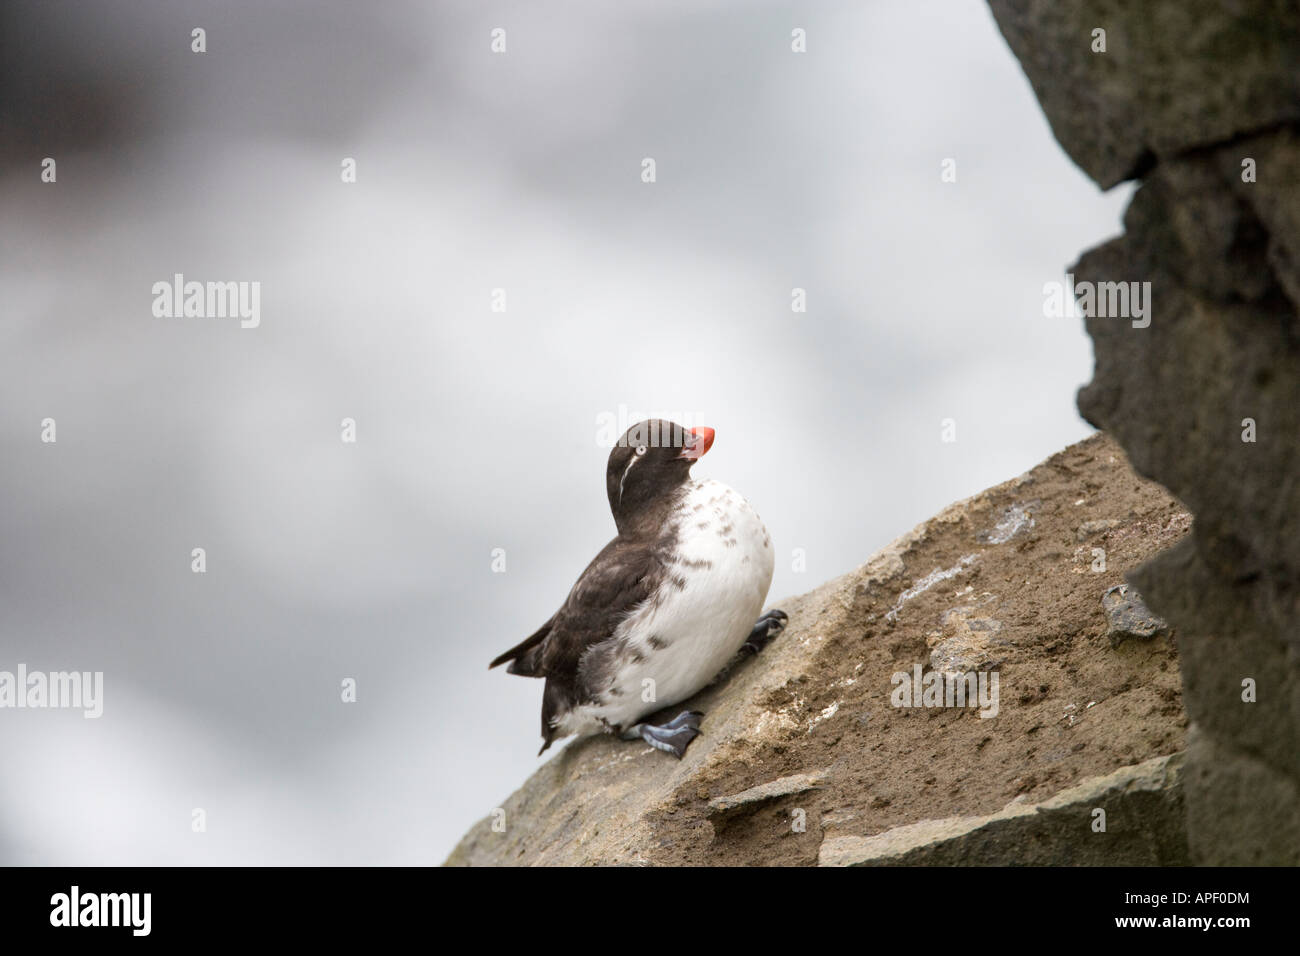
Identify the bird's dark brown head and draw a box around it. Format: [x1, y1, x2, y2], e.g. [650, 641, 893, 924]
[606, 418, 714, 534]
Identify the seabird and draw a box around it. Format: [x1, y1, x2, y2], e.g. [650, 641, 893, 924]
[490, 419, 786, 758]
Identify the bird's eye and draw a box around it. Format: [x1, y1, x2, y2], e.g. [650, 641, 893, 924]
[635, 445, 647, 456]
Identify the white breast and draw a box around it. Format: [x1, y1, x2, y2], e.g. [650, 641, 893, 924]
[558, 479, 775, 737]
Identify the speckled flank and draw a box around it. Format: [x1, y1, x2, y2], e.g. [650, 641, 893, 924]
[554, 477, 776, 738]
[678, 557, 713, 570]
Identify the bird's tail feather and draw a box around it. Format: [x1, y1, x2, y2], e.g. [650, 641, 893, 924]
[489, 618, 552, 674]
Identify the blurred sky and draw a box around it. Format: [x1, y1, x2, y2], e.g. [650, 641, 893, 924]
[0, 0, 1132, 864]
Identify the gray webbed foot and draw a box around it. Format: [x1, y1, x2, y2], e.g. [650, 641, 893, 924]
[742, 609, 788, 654]
[621, 710, 703, 758]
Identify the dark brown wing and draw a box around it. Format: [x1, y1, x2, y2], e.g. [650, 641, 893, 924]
[489, 536, 665, 680]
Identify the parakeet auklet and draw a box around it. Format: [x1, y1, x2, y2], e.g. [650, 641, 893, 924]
[490, 419, 785, 758]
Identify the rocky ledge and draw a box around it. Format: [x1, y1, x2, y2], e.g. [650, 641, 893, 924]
[448, 434, 1189, 866]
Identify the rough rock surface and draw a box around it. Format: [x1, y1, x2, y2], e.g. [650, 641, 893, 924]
[986, 0, 1300, 189]
[447, 435, 1188, 865]
[820, 752, 1186, 867]
[1102, 584, 1172, 647]
[987, 0, 1300, 863]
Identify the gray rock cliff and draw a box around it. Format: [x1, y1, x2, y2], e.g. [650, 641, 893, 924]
[988, 0, 1300, 864]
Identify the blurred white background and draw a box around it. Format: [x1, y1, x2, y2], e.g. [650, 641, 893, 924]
[0, 0, 1130, 863]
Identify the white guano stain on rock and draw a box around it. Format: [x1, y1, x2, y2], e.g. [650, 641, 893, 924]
[885, 554, 979, 623]
[808, 701, 840, 732]
[979, 502, 1038, 544]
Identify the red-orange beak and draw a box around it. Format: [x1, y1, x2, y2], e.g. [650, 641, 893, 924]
[679, 426, 715, 460]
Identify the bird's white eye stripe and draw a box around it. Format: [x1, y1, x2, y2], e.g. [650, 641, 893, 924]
[618, 452, 642, 504]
